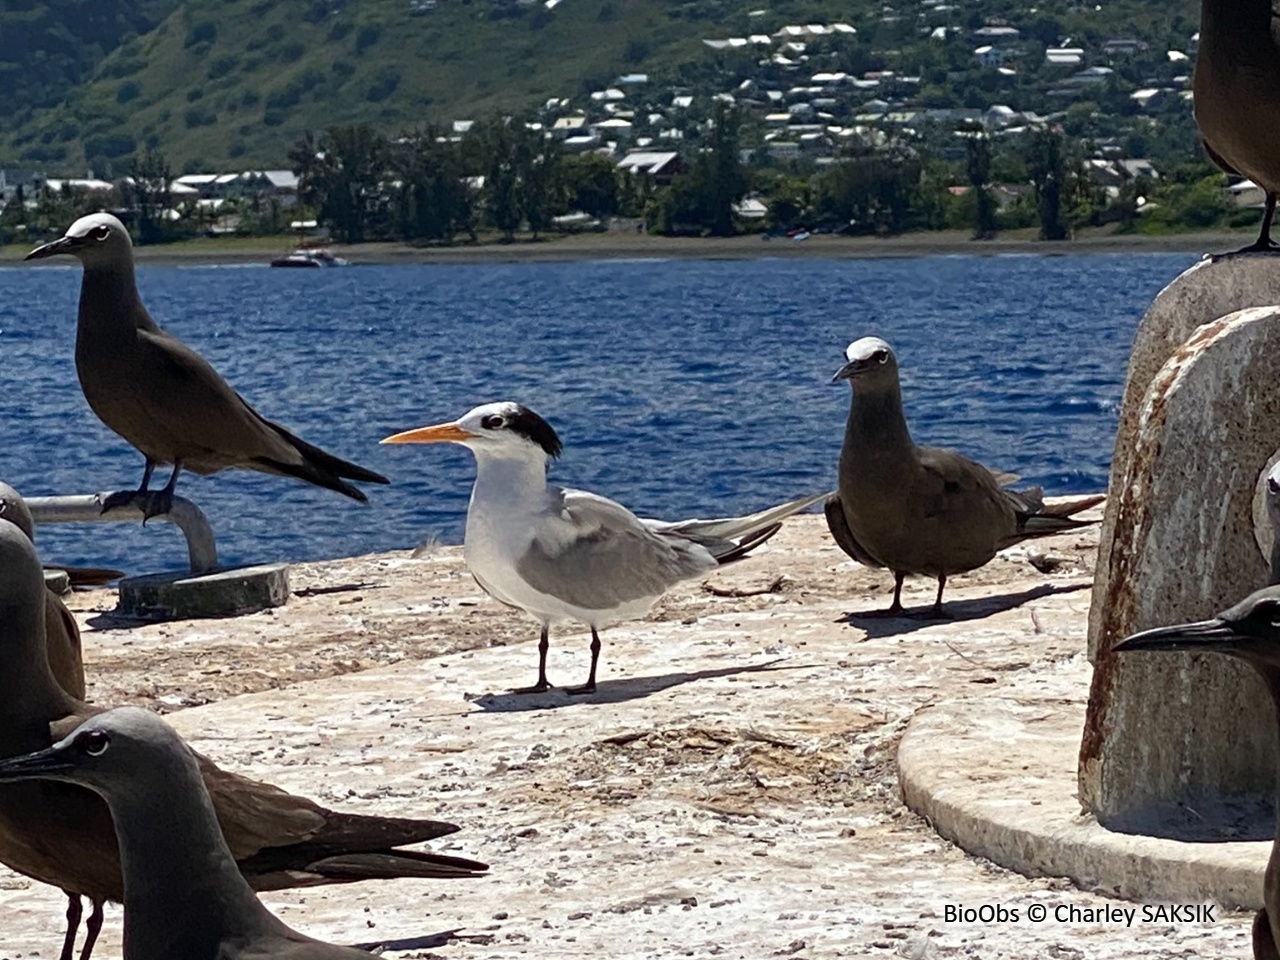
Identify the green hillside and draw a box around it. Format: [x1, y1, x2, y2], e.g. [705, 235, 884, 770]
[3, 0, 710, 172]
[1, 0, 1202, 175]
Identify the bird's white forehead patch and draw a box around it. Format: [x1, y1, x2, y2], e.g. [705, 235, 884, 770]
[462, 401, 522, 425]
[66, 212, 127, 239]
[845, 336, 893, 362]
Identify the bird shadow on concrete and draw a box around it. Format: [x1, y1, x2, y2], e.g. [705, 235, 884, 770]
[85, 610, 160, 631]
[469, 659, 812, 713]
[837, 582, 1092, 639]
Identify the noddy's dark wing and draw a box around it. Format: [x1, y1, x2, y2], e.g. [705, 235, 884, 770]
[823, 494, 883, 568]
[198, 759, 486, 888]
[131, 328, 387, 500]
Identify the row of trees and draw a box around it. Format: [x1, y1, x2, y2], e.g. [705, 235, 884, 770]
[2, 109, 1241, 248]
[287, 106, 750, 245]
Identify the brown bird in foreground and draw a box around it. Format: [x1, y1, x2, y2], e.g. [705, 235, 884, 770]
[1194, 0, 1280, 253]
[24, 214, 389, 519]
[0, 708, 399, 960]
[1116, 586, 1280, 960]
[0, 519, 486, 960]
[824, 337, 1103, 617]
[0, 481, 86, 700]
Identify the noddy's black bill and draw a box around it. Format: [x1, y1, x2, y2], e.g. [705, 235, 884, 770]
[0, 742, 77, 781]
[1115, 619, 1241, 654]
[23, 237, 74, 261]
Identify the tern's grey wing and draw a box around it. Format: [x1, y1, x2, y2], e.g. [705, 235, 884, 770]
[517, 489, 717, 611]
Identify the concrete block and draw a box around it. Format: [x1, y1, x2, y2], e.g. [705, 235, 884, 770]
[42, 569, 70, 596]
[1080, 306, 1280, 827]
[1089, 256, 1280, 659]
[119, 564, 290, 621]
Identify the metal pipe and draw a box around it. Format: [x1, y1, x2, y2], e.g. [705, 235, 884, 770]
[26, 493, 219, 574]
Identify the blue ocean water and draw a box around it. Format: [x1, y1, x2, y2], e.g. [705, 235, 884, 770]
[0, 253, 1195, 574]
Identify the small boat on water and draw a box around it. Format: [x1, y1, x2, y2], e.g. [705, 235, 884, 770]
[269, 247, 349, 268]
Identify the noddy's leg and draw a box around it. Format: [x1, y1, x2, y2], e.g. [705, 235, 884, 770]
[921, 574, 953, 620]
[77, 898, 105, 960]
[102, 459, 155, 513]
[861, 571, 908, 617]
[1221, 194, 1280, 257]
[141, 461, 182, 522]
[58, 893, 82, 960]
[510, 625, 552, 694]
[565, 627, 601, 695]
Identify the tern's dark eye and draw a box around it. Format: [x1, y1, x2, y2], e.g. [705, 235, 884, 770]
[480, 415, 505, 430]
[75, 731, 110, 757]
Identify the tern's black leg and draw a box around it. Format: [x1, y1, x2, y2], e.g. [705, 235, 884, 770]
[78, 898, 104, 960]
[102, 459, 156, 513]
[58, 893, 82, 960]
[565, 627, 601, 695]
[510, 625, 552, 694]
[140, 461, 182, 522]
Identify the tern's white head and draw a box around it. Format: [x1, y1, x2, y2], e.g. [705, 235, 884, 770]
[831, 336, 898, 386]
[24, 213, 134, 269]
[381, 401, 564, 462]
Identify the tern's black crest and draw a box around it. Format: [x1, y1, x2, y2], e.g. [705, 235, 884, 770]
[509, 405, 563, 459]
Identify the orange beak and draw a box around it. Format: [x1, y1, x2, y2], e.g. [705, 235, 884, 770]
[380, 422, 477, 445]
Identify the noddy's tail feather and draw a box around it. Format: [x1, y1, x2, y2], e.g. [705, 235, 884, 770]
[254, 421, 391, 502]
[305, 850, 488, 881]
[1002, 493, 1105, 548]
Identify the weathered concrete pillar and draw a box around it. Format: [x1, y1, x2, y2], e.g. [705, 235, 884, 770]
[1080, 305, 1280, 826]
[1088, 256, 1280, 660]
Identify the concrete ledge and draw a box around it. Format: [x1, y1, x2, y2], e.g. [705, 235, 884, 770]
[898, 694, 1268, 909]
[119, 563, 290, 620]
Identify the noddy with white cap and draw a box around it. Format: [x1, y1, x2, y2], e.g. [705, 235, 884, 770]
[825, 337, 1103, 617]
[1194, 0, 1280, 254]
[24, 214, 389, 518]
[382, 402, 828, 694]
[0, 518, 485, 960]
[1117, 587, 1280, 960]
[0, 707, 392, 960]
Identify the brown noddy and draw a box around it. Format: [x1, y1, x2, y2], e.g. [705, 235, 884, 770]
[0, 519, 486, 960]
[382, 402, 829, 693]
[0, 483, 94, 960]
[1116, 586, 1280, 960]
[1194, 0, 1280, 254]
[24, 214, 389, 518]
[0, 707, 395, 960]
[825, 337, 1103, 617]
[0, 482, 86, 700]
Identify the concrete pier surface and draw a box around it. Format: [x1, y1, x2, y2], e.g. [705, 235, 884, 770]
[0, 508, 1256, 958]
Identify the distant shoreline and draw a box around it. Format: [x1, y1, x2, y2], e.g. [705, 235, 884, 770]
[2, 228, 1233, 268]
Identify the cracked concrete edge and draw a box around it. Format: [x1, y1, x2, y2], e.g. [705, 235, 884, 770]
[896, 695, 1267, 910]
